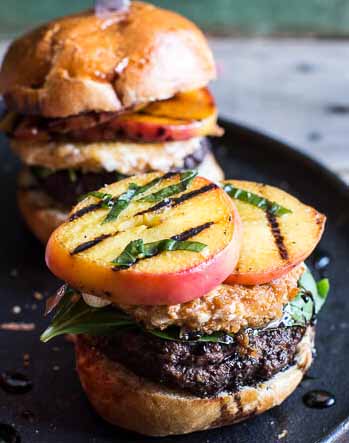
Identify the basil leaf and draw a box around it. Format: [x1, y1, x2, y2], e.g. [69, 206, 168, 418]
[68, 169, 77, 183]
[223, 183, 292, 216]
[41, 268, 329, 343]
[77, 172, 195, 224]
[31, 166, 56, 179]
[193, 332, 235, 344]
[316, 278, 330, 310]
[103, 174, 173, 223]
[78, 191, 114, 207]
[115, 171, 128, 181]
[280, 267, 330, 327]
[111, 238, 207, 270]
[147, 326, 234, 344]
[317, 278, 330, 297]
[41, 290, 233, 344]
[103, 183, 139, 224]
[139, 170, 197, 203]
[40, 288, 134, 342]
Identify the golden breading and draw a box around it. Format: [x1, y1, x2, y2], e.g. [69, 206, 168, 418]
[121, 264, 305, 334]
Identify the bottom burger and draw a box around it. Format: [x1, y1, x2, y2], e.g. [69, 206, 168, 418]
[41, 173, 329, 436]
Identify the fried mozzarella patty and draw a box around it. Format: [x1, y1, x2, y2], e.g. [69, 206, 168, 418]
[11, 137, 206, 174]
[121, 264, 305, 335]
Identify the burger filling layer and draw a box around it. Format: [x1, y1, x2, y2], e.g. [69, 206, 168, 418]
[41, 267, 329, 398]
[18, 138, 215, 207]
[84, 325, 305, 397]
[121, 264, 305, 335]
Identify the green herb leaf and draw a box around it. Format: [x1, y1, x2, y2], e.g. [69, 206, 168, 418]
[102, 183, 140, 224]
[223, 183, 292, 216]
[111, 237, 207, 270]
[41, 268, 329, 343]
[115, 172, 128, 181]
[317, 278, 330, 306]
[280, 266, 330, 327]
[77, 172, 196, 224]
[31, 166, 56, 179]
[102, 174, 174, 223]
[40, 287, 134, 343]
[68, 169, 78, 183]
[78, 191, 114, 208]
[148, 327, 235, 344]
[139, 170, 197, 203]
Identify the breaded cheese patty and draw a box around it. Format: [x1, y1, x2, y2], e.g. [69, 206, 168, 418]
[11, 137, 210, 174]
[121, 264, 305, 334]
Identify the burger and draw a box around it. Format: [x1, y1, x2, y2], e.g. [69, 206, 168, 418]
[41, 171, 329, 436]
[0, 1, 223, 243]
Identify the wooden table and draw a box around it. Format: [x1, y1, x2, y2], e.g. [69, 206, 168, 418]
[1, 38, 348, 183]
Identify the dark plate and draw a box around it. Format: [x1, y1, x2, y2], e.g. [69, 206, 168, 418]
[0, 119, 348, 443]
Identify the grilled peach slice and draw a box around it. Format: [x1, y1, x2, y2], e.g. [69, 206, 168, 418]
[224, 180, 326, 285]
[107, 88, 222, 142]
[46, 173, 242, 305]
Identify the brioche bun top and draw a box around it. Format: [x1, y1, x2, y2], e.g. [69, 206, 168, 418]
[0, 2, 215, 118]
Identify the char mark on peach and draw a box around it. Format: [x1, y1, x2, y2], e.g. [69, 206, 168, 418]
[69, 202, 104, 222]
[135, 183, 219, 216]
[266, 208, 289, 260]
[70, 234, 113, 255]
[171, 222, 214, 242]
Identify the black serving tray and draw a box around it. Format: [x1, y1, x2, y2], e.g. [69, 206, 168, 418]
[0, 119, 348, 443]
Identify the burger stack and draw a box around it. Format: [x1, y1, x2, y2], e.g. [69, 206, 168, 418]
[0, 2, 330, 437]
[41, 171, 329, 436]
[0, 1, 223, 243]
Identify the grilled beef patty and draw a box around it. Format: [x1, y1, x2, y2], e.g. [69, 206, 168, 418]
[31, 139, 210, 207]
[89, 325, 305, 398]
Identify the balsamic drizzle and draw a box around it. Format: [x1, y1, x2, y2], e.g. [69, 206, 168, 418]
[68, 171, 180, 223]
[171, 222, 214, 242]
[136, 183, 218, 216]
[0, 371, 33, 395]
[68, 202, 103, 222]
[303, 390, 336, 409]
[70, 233, 112, 255]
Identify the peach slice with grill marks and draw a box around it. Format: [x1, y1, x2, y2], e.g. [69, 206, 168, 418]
[46, 172, 242, 305]
[104, 87, 222, 142]
[223, 180, 326, 285]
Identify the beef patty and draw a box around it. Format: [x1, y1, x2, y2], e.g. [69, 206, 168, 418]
[88, 325, 306, 398]
[31, 139, 210, 207]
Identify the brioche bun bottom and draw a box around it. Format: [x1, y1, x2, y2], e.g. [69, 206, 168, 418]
[17, 183, 68, 244]
[75, 326, 314, 437]
[17, 151, 224, 243]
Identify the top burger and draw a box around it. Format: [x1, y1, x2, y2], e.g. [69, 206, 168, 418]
[0, 1, 223, 242]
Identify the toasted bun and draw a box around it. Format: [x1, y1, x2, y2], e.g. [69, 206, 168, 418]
[75, 326, 314, 437]
[0, 2, 215, 118]
[17, 190, 68, 244]
[17, 170, 68, 243]
[17, 154, 224, 243]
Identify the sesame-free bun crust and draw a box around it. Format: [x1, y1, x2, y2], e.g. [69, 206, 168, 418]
[17, 170, 68, 243]
[17, 190, 68, 244]
[75, 326, 314, 437]
[0, 2, 215, 118]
